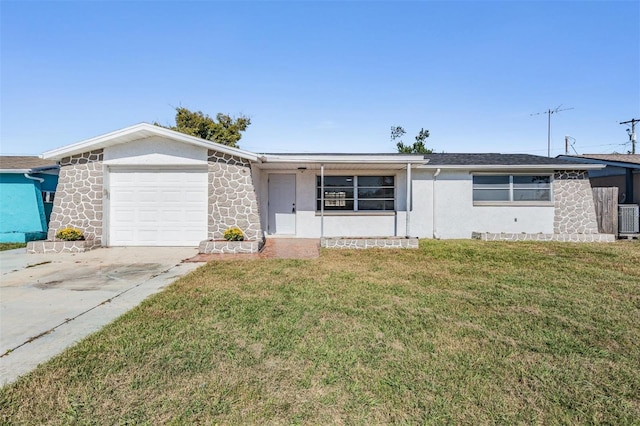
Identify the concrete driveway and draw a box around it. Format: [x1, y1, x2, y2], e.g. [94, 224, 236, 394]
[0, 247, 202, 386]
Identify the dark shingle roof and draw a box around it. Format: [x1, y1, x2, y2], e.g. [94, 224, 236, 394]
[0, 156, 58, 170]
[572, 154, 640, 165]
[423, 153, 577, 166]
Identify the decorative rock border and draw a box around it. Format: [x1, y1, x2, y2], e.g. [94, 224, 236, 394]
[471, 232, 615, 243]
[321, 237, 419, 249]
[198, 240, 263, 254]
[27, 239, 102, 254]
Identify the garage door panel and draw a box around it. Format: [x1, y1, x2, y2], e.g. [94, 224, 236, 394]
[138, 209, 159, 222]
[164, 191, 183, 203]
[137, 190, 158, 202]
[112, 208, 135, 221]
[184, 210, 205, 222]
[111, 190, 136, 202]
[184, 191, 204, 202]
[160, 209, 183, 222]
[109, 170, 208, 246]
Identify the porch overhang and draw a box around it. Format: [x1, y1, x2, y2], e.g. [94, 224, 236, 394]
[255, 153, 428, 170]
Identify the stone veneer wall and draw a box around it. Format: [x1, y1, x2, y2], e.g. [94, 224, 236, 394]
[471, 232, 615, 243]
[321, 237, 419, 249]
[199, 240, 262, 254]
[553, 170, 599, 234]
[207, 150, 262, 241]
[47, 149, 104, 242]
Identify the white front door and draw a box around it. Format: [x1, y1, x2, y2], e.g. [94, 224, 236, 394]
[268, 174, 296, 235]
[109, 169, 208, 246]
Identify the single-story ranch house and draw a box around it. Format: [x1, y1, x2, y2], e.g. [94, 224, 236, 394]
[29, 123, 614, 253]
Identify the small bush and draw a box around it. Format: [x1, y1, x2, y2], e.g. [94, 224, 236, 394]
[223, 227, 244, 241]
[55, 227, 84, 241]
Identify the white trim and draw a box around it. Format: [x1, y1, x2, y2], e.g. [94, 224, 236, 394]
[42, 123, 260, 162]
[314, 211, 396, 216]
[0, 169, 31, 174]
[473, 201, 554, 207]
[261, 153, 426, 164]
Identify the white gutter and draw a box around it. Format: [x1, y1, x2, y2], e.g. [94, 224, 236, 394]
[23, 172, 44, 183]
[0, 169, 31, 174]
[432, 168, 441, 239]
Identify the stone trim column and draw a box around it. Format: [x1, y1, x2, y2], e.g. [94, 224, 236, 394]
[47, 149, 104, 243]
[206, 150, 263, 241]
[553, 170, 599, 234]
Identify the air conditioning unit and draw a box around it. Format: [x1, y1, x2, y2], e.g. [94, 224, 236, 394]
[618, 204, 639, 234]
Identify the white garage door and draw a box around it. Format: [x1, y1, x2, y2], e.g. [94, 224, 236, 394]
[109, 169, 208, 246]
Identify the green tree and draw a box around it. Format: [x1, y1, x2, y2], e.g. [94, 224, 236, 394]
[392, 126, 432, 154]
[155, 107, 251, 148]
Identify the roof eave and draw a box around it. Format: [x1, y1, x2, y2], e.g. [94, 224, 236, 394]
[416, 164, 605, 170]
[557, 155, 640, 169]
[42, 123, 260, 162]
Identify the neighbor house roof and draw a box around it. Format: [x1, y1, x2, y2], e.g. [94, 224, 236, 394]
[558, 154, 640, 169]
[418, 153, 603, 170]
[0, 156, 59, 173]
[41, 123, 261, 162]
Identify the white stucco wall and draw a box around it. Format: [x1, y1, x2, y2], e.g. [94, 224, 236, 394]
[259, 169, 410, 238]
[103, 136, 209, 165]
[412, 170, 555, 239]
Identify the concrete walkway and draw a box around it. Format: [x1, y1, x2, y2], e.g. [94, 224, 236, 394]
[259, 238, 320, 259]
[0, 247, 202, 386]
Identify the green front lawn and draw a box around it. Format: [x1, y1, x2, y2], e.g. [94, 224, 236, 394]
[0, 243, 26, 251]
[1, 240, 639, 424]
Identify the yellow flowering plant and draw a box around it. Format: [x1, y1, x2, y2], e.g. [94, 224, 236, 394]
[55, 227, 85, 241]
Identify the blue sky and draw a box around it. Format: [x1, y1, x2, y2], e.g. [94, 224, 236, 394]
[1, 1, 639, 156]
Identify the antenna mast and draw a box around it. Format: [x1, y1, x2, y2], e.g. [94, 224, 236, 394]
[531, 105, 574, 157]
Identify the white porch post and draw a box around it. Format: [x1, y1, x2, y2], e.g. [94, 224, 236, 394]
[406, 162, 412, 237]
[320, 163, 325, 238]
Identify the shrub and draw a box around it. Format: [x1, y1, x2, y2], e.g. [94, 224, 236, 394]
[55, 227, 84, 241]
[223, 227, 244, 241]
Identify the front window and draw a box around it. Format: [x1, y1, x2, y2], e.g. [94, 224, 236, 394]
[317, 175, 395, 211]
[473, 175, 551, 203]
[41, 191, 56, 204]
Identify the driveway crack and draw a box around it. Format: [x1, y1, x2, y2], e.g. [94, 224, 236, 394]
[1, 263, 180, 358]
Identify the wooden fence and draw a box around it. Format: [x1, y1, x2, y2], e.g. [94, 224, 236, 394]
[592, 187, 618, 234]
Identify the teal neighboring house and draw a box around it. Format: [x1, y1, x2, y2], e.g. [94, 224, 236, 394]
[0, 156, 59, 243]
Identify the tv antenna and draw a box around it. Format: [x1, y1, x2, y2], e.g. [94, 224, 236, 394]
[565, 135, 578, 155]
[531, 105, 574, 157]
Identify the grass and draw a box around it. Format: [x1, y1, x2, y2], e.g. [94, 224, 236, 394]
[0, 242, 26, 251]
[1, 240, 639, 424]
